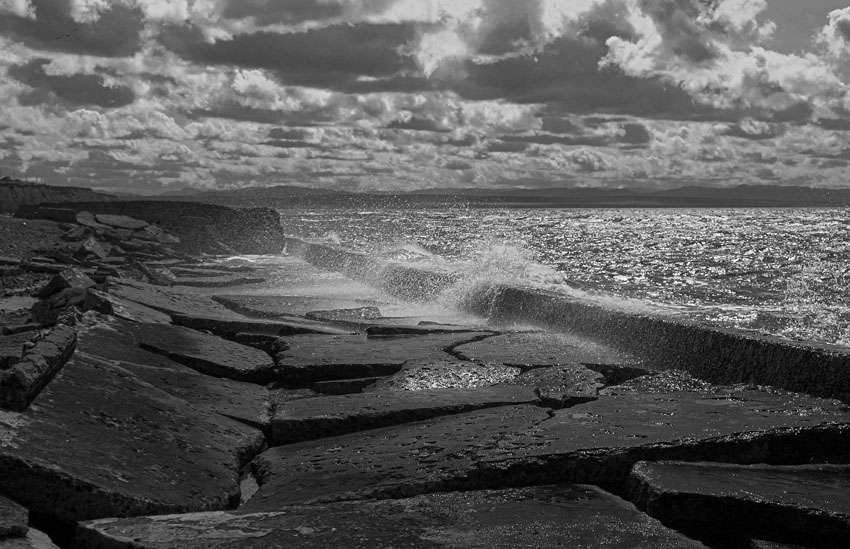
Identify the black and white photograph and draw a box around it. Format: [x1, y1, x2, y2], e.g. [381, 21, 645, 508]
[1, 1, 849, 547]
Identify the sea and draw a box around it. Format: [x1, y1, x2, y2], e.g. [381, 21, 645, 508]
[275, 206, 850, 348]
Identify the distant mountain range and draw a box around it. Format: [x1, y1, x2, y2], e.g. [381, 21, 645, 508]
[5, 178, 850, 211]
[146, 184, 850, 209]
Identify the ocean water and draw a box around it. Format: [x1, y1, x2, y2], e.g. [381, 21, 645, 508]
[277, 207, 850, 347]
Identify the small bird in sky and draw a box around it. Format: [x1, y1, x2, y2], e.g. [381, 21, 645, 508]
[55, 27, 79, 40]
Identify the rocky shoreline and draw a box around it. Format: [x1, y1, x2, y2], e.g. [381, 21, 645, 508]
[1, 203, 849, 548]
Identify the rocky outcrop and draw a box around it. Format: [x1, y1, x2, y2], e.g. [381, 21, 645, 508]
[129, 322, 277, 383]
[628, 461, 850, 548]
[76, 485, 707, 549]
[17, 201, 286, 255]
[0, 180, 113, 214]
[465, 284, 850, 403]
[271, 386, 542, 444]
[273, 332, 493, 383]
[0, 316, 264, 529]
[0, 326, 76, 412]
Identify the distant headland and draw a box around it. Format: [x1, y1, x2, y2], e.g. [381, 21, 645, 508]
[4, 177, 850, 211]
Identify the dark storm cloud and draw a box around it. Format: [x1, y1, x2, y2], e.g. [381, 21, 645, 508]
[268, 128, 311, 140]
[386, 117, 451, 132]
[835, 16, 850, 41]
[9, 58, 135, 108]
[448, 35, 706, 119]
[500, 133, 611, 147]
[637, 0, 718, 63]
[262, 139, 320, 149]
[0, 136, 23, 150]
[723, 122, 784, 141]
[816, 118, 850, 131]
[619, 123, 652, 145]
[191, 104, 289, 125]
[487, 140, 530, 153]
[163, 22, 420, 90]
[0, 0, 144, 57]
[444, 159, 474, 170]
[818, 158, 849, 169]
[540, 117, 582, 134]
[221, 0, 395, 26]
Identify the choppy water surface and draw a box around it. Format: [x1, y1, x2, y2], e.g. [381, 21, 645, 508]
[278, 207, 850, 346]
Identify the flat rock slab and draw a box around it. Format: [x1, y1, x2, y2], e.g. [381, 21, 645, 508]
[94, 214, 148, 231]
[244, 390, 850, 509]
[274, 332, 491, 383]
[107, 278, 236, 317]
[76, 485, 706, 548]
[173, 276, 265, 288]
[312, 377, 381, 395]
[0, 528, 60, 549]
[0, 324, 43, 337]
[0, 349, 263, 526]
[365, 358, 521, 392]
[452, 332, 641, 369]
[271, 386, 541, 444]
[0, 494, 27, 537]
[364, 323, 491, 335]
[213, 294, 386, 318]
[79, 317, 271, 431]
[171, 313, 351, 338]
[629, 461, 850, 548]
[83, 289, 172, 324]
[128, 322, 276, 383]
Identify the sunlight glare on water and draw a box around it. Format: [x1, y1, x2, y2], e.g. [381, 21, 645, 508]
[278, 207, 850, 346]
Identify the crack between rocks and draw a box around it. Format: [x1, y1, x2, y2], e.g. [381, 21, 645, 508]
[442, 332, 503, 363]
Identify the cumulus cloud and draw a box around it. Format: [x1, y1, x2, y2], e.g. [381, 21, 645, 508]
[5, 0, 850, 192]
[0, 0, 145, 57]
[602, 0, 850, 122]
[0, 0, 34, 18]
[817, 7, 850, 59]
[9, 58, 136, 107]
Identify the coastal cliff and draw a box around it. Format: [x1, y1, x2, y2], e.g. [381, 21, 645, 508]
[16, 201, 287, 255]
[0, 179, 114, 214]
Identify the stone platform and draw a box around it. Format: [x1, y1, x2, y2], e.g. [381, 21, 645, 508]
[0, 222, 848, 548]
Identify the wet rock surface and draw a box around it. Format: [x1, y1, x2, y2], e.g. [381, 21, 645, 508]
[0, 319, 262, 527]
[0, 528, 60, 549]
[245, 389, 850, 509]
[629, 461, 850, 548]
[82, 289, 172, 324]
[76, 485, 707, 549]
[271, 386, 541, 444]
[212, 294, 390, 321]
[129, 322, 277, 383]
[0, 494, 28, 537]
[452, 331, 641, 370]
[78, 317, 271, 431]
[273, 332, 492, 383]
[171, 312, 351, 338]
[106, 279, 236, 317]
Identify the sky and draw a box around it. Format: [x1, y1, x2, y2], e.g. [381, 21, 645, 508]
[3, 1, 850, 194]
